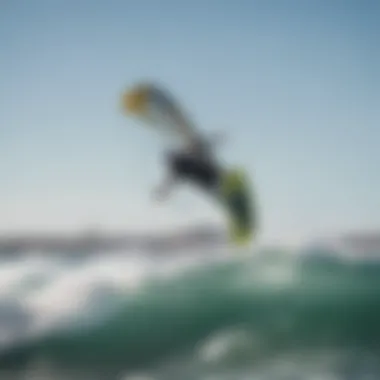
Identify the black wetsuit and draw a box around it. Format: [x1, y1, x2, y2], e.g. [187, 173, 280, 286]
[167, 151, 221, 193]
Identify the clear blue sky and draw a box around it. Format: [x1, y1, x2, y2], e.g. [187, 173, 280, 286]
[1, 0, 379, 242]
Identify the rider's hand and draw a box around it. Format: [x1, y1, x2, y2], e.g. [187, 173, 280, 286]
[152, 186, 168, 202]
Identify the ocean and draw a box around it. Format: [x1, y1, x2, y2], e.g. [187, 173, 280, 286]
[0, 247, 379, 380]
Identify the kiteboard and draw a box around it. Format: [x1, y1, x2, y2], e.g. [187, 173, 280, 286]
[219, 167, 256, 245]
[121, 82, 257, 246]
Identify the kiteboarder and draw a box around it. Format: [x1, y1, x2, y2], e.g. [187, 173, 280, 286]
[154, 137, 223, 201]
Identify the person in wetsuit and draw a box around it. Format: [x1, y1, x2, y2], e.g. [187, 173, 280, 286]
[154, 138, 223, 201]
[153, 134, 255, 240]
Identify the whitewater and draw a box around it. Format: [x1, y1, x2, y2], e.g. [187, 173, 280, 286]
[0, 247, 379, 380]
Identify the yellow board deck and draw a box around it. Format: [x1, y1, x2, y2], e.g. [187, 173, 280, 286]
[220, 168, 257, 246]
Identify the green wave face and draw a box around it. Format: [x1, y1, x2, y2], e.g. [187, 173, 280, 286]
[1, 250, 380, 379]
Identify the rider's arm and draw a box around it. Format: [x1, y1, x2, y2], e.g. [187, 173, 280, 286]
[153, 172, 178, 201]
